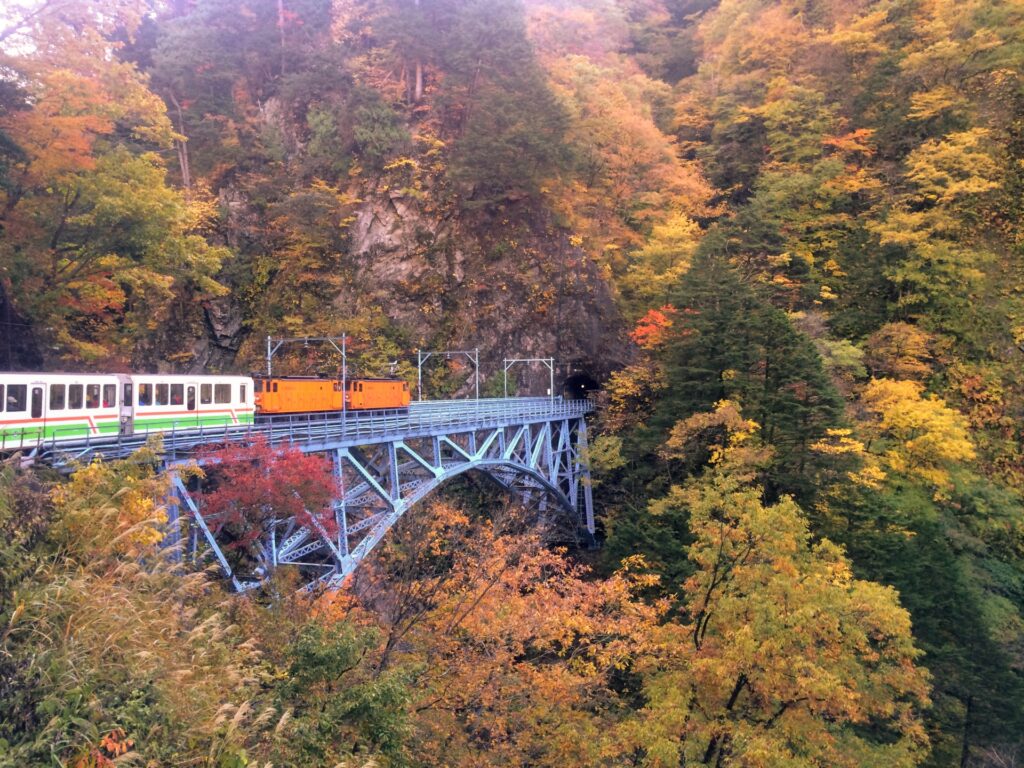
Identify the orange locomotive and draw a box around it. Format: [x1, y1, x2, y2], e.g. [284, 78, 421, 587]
[254, 376, 411, 415]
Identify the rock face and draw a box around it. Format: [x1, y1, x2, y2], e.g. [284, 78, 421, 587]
[343, 187, 626, 390]
[191, 297, 246, 373]
[184, 176, 625, 387]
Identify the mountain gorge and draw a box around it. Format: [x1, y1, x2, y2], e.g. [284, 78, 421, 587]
[3, 0, 1024, 765]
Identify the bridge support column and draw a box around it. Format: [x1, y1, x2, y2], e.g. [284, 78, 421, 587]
[577, 418, 595, 537]
[167, 472, 245, 591]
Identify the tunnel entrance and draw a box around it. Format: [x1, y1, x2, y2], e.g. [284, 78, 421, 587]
[563, 371, 598, 400]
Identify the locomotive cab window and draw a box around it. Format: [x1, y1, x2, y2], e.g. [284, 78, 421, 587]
[254, 379, 262, 393]
[214, 384, 231, 404]
[68, 384, 83, 410]
[200, 384, 212, 405]
[138, 383, 152, 406]
[6, 384, 26, 412]
[50, 384, 65, 410]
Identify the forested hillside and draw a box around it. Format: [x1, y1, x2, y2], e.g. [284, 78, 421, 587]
[2, 0, 1024, 765]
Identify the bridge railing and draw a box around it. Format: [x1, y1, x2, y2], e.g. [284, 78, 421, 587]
[11, 397, 594, 464]
[255, 398, 589, 449]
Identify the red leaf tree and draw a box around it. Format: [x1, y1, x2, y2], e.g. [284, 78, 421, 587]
[630, 304, 679, 349]
[195, 436, 338, 552]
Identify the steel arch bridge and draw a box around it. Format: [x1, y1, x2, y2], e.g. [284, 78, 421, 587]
[34, 397, 595, 591]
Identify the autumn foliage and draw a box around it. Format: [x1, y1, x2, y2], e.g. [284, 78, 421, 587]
[3, 0, 1024, 764]
[195, 435, 338, 549]
[638, 403, 930, 766]
[629, 304, 679, 349]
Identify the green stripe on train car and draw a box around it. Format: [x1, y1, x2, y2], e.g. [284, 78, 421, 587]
[2, 413, 255, 447]
[132, 413, 255, 431]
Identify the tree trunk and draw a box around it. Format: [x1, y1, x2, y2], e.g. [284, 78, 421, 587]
[412, 0, 423, 102]
[959, 695, 973, 768]
[702, 674, 747, 764]
[277, 0, 287, 75]
[167, 92, 192, 193]
[175, 141, 192, 192]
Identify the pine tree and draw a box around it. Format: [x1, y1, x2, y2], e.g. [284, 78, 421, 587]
[656, 246, 844, 501]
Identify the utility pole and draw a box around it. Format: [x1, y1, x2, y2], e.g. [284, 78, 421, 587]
[265, 335, 346, 379]
[416, 348, 480, 401]
[503, 358, 555, 401]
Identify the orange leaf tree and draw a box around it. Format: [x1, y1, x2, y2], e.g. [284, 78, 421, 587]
[347, 499, 660, 766]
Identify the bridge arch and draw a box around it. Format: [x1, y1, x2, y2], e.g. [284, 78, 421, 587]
[400, 459, 575, 516]
[167, 408, 594, 592]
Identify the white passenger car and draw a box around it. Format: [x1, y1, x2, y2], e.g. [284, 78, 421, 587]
[127, 374, 255, 434]
[0, 372, 255, 451]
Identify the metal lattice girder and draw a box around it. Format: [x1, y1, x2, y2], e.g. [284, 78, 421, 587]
[157, 398, 595, 591]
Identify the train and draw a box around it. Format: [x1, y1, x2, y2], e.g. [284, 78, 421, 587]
[0, 372, 412, 451]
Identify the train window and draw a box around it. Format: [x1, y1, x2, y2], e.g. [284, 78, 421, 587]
[254, 379, 262, 393]
[214, 383, 231, 404]
[200, 383, 212, 405]
[31, 388, 42, 419]
[138, 383, 152, 406]
[272, 382, 278, 393]
[240, 384, 246, 402]
[6, 384, 26, 412]
[68, 384, 83, 409]
[103, 384, 116, 408]
[0, 384, 4, 412]
[85, 384, 100, 409]
[155, 383, 169, 406]
[123, 383, 132, 406]
[50, 384, 65, 410]
[170, 384, 184, 405]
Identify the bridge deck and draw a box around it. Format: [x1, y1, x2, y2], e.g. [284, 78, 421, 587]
[27, 397, 593, 467]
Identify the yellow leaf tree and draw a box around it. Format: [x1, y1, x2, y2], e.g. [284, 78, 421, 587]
[623, 402, 931, 766]
[859, 378, 976, 492]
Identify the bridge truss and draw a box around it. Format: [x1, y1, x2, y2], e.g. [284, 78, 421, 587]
[158, 398, 594, 591]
